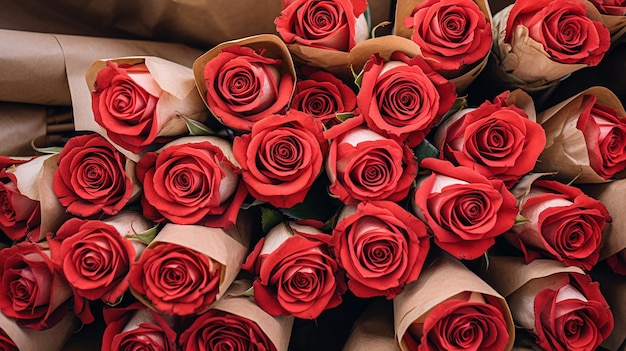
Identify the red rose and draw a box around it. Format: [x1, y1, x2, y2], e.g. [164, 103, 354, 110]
[505, 0, 610, 66]
[0, 242, 72, 330]
[129, 242, 221, 316]
[325, 124, 418, 205]
[403, 292, 510, 351]
[291, 68, 357, 126]
[0, 175, 39, 242]
[180, 309, 276, 351]
[438, 91, 546, 186]
[506, 180, 611, 270]
[589, 0, 626, 15]
[577, 94, 626, 180]
[102, 303, 177, 351]
[508, 272, 613, 351]
[357, 52, 456, 147]
[233, 110, 327, 208]
[136, 136, 247, 229]
[203, 45, 293, 132]
[53, 133, 137, 218]
[242, 222, 345, 319]
[606, 249, 626, 275]
[0, 328, 17, 351]
[412, 158, 518, 260]
[47, 212, 151, 305]
[275, 0, 369, 51]
[331, 201, 430, 298]
[404, 0, 492, 72]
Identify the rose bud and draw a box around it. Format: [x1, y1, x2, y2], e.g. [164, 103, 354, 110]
[325, 124, 418, 205]
[412, 158, 518, 260]
[136, 136, 247, 229]
[357, 52, 456, 148]
[201, 44, 294, 132]
[101, 303, 177, 351]
[53, 133, 139, 218]
[275, 0, 369, 52]
[233, 110, 327, 208]
[436, 90, 546, 187]
[47, 212, 152, 307]
[88, 58, 209, 154]
[291, 67, 357, 126]
[589, 0, 626, 15]
[403, 0, 492, 74]
[331, 201, 430, 299]
[0, 242, 72, 330]
[242, 221, 346, 319]
[506, 179, 611, 271]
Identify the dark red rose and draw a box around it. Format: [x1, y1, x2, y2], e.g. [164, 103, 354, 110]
[589, 0, 626, 15]
[53, 133, 136, 218]
[0, 328, 17, 351]
[606, 249, 626, 275]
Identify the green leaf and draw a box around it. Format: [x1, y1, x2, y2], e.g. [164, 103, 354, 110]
[241, 198, 266, 210]
[413, 139, 440, 161]
[483, 252, 490, 272]
[438, 97, 468, 125]
[514, 214, 529, 225]
[279, 174, 344, 222]
[351, 65, 365, 88]
[335, 112, 355, 122]
[261, 207, 284, 233]
[242, 286, 254, 297]
[125, 224, 159, 245]
[184, 117, 216, 136]
[104, 295, 124, 307]
[32, 146, 63, 155]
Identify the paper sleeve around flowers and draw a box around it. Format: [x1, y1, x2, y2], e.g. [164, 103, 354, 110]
[583, 179, 626, 260]
[0, 310, 75, 351]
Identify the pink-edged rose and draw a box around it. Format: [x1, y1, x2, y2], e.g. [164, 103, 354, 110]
[102, 303, 177, 351]
[413, 158, 518, 260]
[505, 0, 610, 66]
[180, 309, 277, 351]
[358, 52, 457, 147]
[0, 175, 39, 242]
[507, 180, 611, 270]
[404, 0, 492, 72]
[438, 91, 546, 186]
[53, 133, 137, 218]
[325, 124, 418, 205]
[0, 242, 72, 330]
[275, 0, 369, 51]
[242, 222, 345, 319]
[233, 110, 327, 208]
[331, 201, 430, 299]
[203, 45, 293, 132]
[577, 94, 626, 180]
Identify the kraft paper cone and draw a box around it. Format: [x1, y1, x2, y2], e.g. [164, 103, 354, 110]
[209, 280, 294, 351]
[0, 29, 202, 107]
[0, 103, 46, 156]
[592, 265, 626, 351]
[0, 311, 75, 351]
[342, 301, 401, 351]
[393, 254, 515, 351]
[534, 86, 626, 183]
[393, 0, 493, 92]
[601, 14, 626, 44]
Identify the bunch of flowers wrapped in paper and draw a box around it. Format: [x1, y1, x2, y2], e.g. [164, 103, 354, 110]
[0, 0, 625, 349]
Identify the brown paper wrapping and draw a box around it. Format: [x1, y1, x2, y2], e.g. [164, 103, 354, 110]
[0, 103, 47, 156]
[601, 14, 626, 44]
[342, 301, 401, 351]
[0, 311, 75, 351]
[393, 0, 493, 92]
[130, 216, 251, 313]
[534, 86, 626, 183]
[393, 254, 515, 351]
[209, 280, 294, 351]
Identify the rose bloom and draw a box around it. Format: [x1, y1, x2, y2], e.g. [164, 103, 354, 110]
[404, 0, 492, 72]
[136, 136, 247, 229]
[403, 291, 510, 351]
[0, 242, 72, 330]
[180, 309, 276, 351]
[275, 0, 369, 51]
[47, 212, 151, 306]
[577, 94, 626, 180]
[0, 329, 17, 351]
[291, 68, 357, 126]
[438, 91, 546, 187]
[508, 273, 613, 351]
[413, 158, 518, 260]
[506, 180, 611, 271]
[53, 133, 136, 218]
[358, 52, 456, 148]
[331, 201, 430, 299]
[0, 173, 39, 242]
[128, 242, 221, 316]
[102, 303, 177, 351]
[203, 45, 293, 132]
[589, 0, 626, 15]
[325, 124, 418, 205]
[505, 0, 610, 66]
[91, 61, 163, 154]
[233, 110, 327, 208]
[242, 222, 345, 319]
